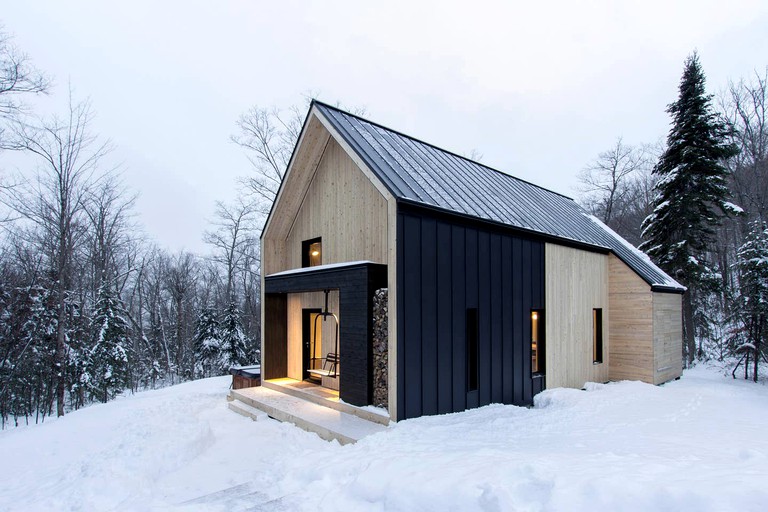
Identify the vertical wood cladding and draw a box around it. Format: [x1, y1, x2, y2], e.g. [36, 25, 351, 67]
[396, 207, 545, 420]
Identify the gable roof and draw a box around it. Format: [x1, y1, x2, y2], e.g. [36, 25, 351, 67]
[312, 101, 683, 292]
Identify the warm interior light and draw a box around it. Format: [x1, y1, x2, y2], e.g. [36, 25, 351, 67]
[311, 250, 320, 256]
[532, 312, 538, 320]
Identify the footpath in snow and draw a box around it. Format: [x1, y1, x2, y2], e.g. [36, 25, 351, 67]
[0, 366, 766, 511]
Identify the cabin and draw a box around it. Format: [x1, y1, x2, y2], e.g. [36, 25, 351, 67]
[257, 101, 684, 423]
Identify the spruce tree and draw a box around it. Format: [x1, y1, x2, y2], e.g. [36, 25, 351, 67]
[87, 284, 131, 402]
[734, 221, 768, 381]
[220, 301, 247, 369]
[193, 306, 222, 378]
[641, 52, 739, 365]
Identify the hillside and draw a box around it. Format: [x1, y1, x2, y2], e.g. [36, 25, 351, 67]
[0, 367, 766, 511]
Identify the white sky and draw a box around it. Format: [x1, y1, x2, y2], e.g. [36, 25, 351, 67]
[3, 1, 767, 253]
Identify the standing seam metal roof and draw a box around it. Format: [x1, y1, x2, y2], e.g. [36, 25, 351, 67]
[313, 101, 683, 291]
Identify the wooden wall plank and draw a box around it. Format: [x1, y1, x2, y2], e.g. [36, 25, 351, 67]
[608, 254, 654, 382]
[545, 243, 610, 389]
[652, 292, 683, 384]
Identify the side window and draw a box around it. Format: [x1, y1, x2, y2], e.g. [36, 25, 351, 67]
[302, 237, 322, 267]
[466, 308, 479, 391]
[531, 310, 545, 375]
[593, 308, 603, 364]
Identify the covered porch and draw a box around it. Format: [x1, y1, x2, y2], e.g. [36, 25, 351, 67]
[262, 261, 387, 408]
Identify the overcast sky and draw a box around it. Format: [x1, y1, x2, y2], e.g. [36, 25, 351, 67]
[3, 1, 767, 253]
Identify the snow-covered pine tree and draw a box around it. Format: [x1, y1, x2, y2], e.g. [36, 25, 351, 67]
[733, 221, 768, 381]
[87, 284, 131, 403]
[640, 52, 739, 366]
[219, 301, 248, 370]
[193, 305, 222, 378]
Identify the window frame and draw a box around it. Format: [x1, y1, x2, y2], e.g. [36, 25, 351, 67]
[593, 308, 604, 364]
[302, 237, 322, 268]
[531, 309, 545, 376]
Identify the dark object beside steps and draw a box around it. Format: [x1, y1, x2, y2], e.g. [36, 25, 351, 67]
[230, 364, 261, 389]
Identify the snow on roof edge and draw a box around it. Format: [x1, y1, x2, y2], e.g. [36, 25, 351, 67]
[267, 260, 376, 278]
[587, 215, 686, 291]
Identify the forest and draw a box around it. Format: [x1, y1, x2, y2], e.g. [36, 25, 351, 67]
[1, 27, 766, 428]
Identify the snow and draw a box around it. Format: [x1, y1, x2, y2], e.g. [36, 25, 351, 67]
[588, 215, 685, 290]
[723, 201, 745, 214]
[1, 367, 767, 511]
[267, 260, 375, 277]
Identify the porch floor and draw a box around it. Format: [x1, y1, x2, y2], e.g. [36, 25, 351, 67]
[265, 377, 340, 401]
[229, 385, 388, 445]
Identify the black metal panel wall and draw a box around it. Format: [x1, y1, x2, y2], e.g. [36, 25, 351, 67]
[397, 205, 546, 420]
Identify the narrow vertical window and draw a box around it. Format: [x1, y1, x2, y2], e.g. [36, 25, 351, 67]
[531, 309, 545, 375]
[466, 308, 478, 391]
[302, 237, 322, 267]
[593, 308, 603, 364]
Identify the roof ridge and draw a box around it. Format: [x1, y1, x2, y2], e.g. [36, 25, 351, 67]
[311, 99, 574, 201]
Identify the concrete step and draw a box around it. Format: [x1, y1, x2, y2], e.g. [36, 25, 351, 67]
[228, 400, 269, 422]
[261, 379, 390, 426]
[229, 386, 388, 445]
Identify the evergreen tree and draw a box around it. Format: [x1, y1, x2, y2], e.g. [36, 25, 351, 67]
[220, 301, 247, 369]
[193, 306, 222, 378]
[733, 222, 768, 381]
[86, 284, 131, 402]
[641, 52, 739, 365]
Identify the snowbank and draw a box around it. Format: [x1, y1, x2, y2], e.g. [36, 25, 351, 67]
[1, 368, 766, 511]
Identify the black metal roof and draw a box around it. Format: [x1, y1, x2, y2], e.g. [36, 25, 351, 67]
[313, 101, 683, 292]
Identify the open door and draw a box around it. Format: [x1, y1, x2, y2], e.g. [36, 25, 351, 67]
[302, 309, 322, 381]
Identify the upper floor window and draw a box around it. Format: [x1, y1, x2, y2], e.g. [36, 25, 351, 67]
[302, 237, 322, 267]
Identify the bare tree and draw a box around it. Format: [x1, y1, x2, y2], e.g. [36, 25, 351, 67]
[0, 26, 50, 148]
[231, 105, 305, 215]
[83, 177, 137, 295]
[232, 97, 365, 219]
[2, 97, 110, 416]
[577, 137, 648, 225]
[163, 251, 198, 379]
[720, 68, 768, 226]
[203, 195, 257, 303]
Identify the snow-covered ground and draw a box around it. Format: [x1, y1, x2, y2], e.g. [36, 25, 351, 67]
[1, 367, 766, 511]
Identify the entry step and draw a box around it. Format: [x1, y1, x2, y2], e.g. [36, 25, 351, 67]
[229, 386, 388, 445]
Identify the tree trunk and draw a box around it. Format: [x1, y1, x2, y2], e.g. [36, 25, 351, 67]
[55, 300, 67, 417]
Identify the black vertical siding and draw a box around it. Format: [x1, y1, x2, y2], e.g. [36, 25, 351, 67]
[436, 221, 453, 414]
[421, 218, 438, 416]
[501, 236, 513, 404]
[397, 205, 546, 420]
[490, 234, 503, 404]
[450, 225, 466, 412]
[403, 216, 422, 418]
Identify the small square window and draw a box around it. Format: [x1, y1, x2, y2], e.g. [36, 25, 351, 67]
[302, 237, 322, 267]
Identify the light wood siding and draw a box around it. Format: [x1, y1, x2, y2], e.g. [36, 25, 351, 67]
[262, 114, 396, 413]
[608, 254, 654, 382]
[652, 292, 683, 384]
[262, 115, 331, 259]
[287, 291, 341, 380]
[545, 244, 609, 389]
[267, 137, 389, 272]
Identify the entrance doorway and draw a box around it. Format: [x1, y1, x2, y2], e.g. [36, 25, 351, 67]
[302, 309, 322, 381]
